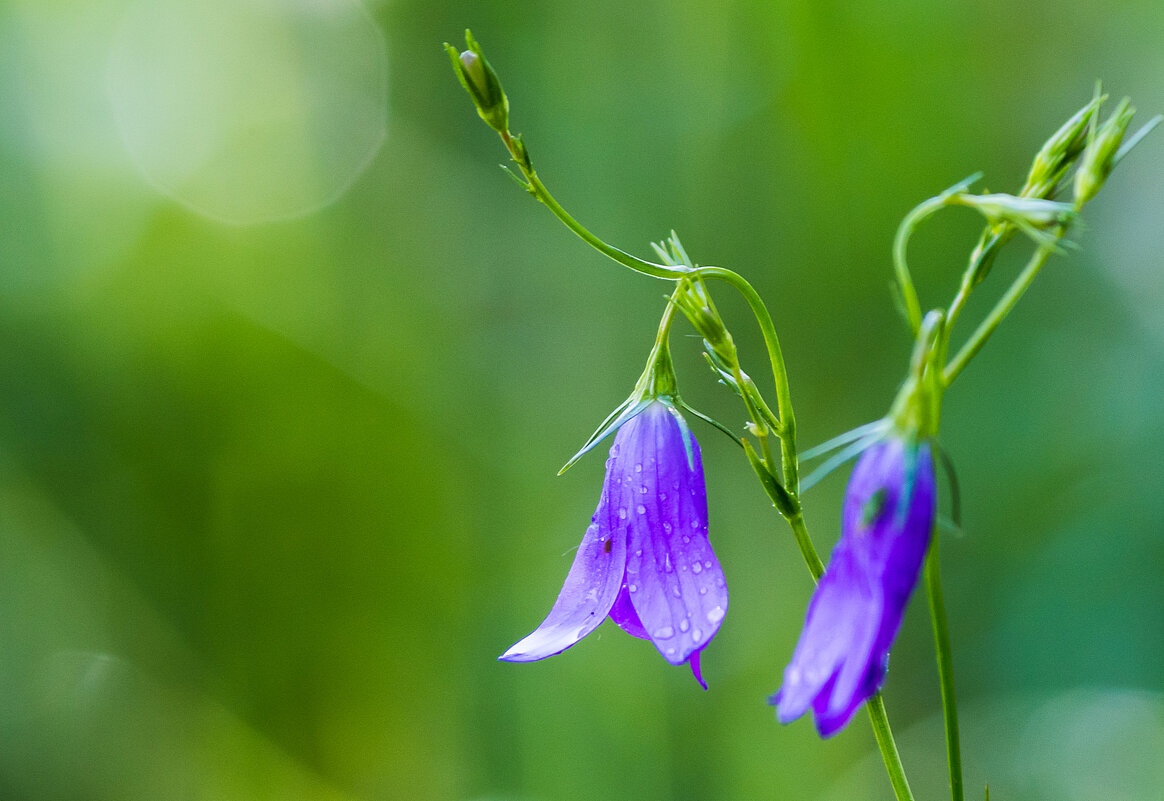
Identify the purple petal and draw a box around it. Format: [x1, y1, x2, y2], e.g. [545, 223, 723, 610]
[609, 581, 650, 639]
[620, 402, 728, 667]
[499, 468, 629, 662]
[772, 436, 936, 737]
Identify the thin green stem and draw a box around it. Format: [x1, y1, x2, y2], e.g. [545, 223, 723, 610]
[695, 266, 799, 492]
[866, 693, 918, 801]
[786, 512, 825, 581]
[499, 132, 685, 281]
[893, 195, 948, 336]
[943, 238, 1057, 386]
[926, 536, 964, 801]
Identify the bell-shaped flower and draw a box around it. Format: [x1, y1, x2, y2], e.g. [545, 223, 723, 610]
[770, 432, 936, 737]
[499, 399, 728, 687]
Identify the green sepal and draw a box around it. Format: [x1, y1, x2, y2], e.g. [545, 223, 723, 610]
[558, 397, 652, 475]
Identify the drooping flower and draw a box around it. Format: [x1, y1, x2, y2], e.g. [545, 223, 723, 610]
[771, 432, 936, 736]
[499, 399, 728, 687]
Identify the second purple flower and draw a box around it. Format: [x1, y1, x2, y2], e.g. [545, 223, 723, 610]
[771, 433, 936, 736]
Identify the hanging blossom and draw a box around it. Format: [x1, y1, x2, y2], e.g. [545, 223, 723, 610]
[499, 399, 728, 687]
[771, 432, 936, 735]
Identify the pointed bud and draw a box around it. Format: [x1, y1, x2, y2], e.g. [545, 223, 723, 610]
[1021, 95, 1103, 198]
[445, 30, 509, 132]
[1074, 98, 1136, 207]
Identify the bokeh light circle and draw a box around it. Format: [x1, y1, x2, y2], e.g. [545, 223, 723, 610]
[108, 0, 387, 225]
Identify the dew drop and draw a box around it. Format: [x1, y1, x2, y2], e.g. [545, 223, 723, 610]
[640, 485, 648, 494]
[662, 522, 672, 534]
[707, 606, 725, 623]
[666, 647, 677, 656]
[682, 535, 690, 544]
[679, 619, 690, 632]
[690, 519, 700, 529]
[634, 463, 643, 473]
[703, 560, 713, 569]
[692, 627, 704, 641]
[691, 562, 703, 574]
[618, 507, 627, 520]
[654, 626, 675, 640]
[634, 549, 643, 557]
[658, 492, 667, 502]
[664, 553, 673, 572]
[672, 481, 681, 491]
[671, 586, 681, 598]
[636, 504, 647, 515]
[628, 583, 638, 593]
[698, 587, 708, 595]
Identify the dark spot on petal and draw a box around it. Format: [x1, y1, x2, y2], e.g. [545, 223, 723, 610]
[861, 488, 888, 529]
[603, 538, 612, 554]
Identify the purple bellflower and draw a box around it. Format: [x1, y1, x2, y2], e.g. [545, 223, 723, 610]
[771, 433, 936, 736]
[499, 399, 728, 688]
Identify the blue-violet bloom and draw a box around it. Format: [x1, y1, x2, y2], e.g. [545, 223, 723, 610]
[771, 433, 936, 736]
[499, 399, 727, 687]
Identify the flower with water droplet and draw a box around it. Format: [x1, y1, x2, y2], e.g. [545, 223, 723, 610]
[499, 399, 728, 688]
[770, 431, 936, 736]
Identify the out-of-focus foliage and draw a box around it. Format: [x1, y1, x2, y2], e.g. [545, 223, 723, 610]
[1, 1, 1162, 800]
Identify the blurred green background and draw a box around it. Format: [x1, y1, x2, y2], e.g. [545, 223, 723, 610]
[2, 0, 1163, 799]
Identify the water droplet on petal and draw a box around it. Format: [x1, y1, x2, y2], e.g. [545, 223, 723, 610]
[690, 519, 700, 529]
[692, 627, 704, 641]
[691, 562, 703, 574]
[679, 619, 690, 632]
[671, 585, 681, 597]
[664, 554, 673, 572]
[698, 587, 707, 595]
[628, 583, 638, 593]
[640, 485, 648, 494]
[703, 560, 712, 569]
[636, 504, 647, 515]
[707, 606, 725, 623]
[654, 626, 675, 640]
[662, 522, 672, 534]
[682, 535, 690, 544]
[618, 508, 627, 520]
[634, 548, 643, 557]
[634, 463, 643, 473]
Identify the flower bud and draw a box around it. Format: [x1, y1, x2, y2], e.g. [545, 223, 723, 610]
[1021, 95, 1103, 198]
[445, 30, 509, 132]
[1074, 98, 1135, 207]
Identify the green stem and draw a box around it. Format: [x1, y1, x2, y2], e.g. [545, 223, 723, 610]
[893, 195, 949, 336]
[786, 511, 825, 581]
[695, 267, 799, 492]
[926, 536, 964, 801]
[500, 132, 686, 281]
[943, 238, 1057, 386]
[866, 693, 918, 801]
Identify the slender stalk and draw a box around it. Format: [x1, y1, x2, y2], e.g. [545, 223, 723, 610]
[926, 537, 964, 801]
[696, 266, 799, 492]
[943, 238, 1057, 386]
[786, 512, 825, 581]
[499, 132, 685, 281]
[866, 693, 918, 801]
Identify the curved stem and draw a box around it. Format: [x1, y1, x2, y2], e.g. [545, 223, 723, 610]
[893, 195, 949, 336]
[926, 536, 964, 801]
[499, 132, 686, 281]
[866, 693, 918, 801]
[695, 266, 799, 492]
